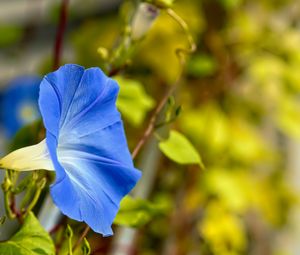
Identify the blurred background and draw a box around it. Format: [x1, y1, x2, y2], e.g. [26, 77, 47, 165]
[1, 0, 300, 254]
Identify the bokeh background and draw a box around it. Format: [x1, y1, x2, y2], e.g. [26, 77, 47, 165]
[1, 0, 300, 254]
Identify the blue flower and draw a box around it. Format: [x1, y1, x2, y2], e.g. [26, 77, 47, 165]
[0, 76, 41, 138]
[0, 64, 142, 236]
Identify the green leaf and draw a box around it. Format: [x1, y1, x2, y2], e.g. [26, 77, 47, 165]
[114, 196, 167, 227]
[115, 76, 155, 127]
[159, 130, 204, 168]
[0, 212, 55, 255]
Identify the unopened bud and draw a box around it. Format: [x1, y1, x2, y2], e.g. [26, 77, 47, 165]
[131, 3, 160, 40]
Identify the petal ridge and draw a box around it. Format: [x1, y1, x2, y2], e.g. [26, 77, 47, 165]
[44, 76, 63, 115]
[62, 77, 119, 134]
[65, 75, 110, 128]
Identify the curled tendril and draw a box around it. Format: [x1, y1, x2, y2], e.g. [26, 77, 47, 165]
[166, 8, 197, 66]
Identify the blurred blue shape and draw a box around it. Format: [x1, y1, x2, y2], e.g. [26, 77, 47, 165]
[0, 76, 41, 138]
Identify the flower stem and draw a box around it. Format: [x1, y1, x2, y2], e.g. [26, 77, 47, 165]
[72, 225, 90, 252]
[23, 178, 46, 216]
[3, 189, 16, 219]
[20, 171, 39, 210]
[1, 171, 16, 219]
[53, 0, 69, 70]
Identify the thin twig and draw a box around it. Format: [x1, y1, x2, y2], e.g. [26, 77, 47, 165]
[131, 8, 196, 160]
[53, 0, 69, 70]
[72, 225, 90, 252]
[131, 82, 179, 159]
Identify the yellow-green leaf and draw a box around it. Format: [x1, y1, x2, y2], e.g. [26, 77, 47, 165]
[0, 212, 55, 255]
[159, 130, 204, 168]
[114, 196, 167, 228]
[115, 76, 155, 127]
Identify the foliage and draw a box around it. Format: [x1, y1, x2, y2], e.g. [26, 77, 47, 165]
[0, 212, 55, 255]
[114, 196, 169, 227]
[115, 76, 155, 126]
[158, 130, 204, 168]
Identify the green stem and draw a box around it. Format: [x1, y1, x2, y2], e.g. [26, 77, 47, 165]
[12, 173, 33, 194]
[66, 225, 73, 255]
[23, 178, 46, 216]
[68, 238, 73, 255]
[1, 171, 16, 219]
[4, 190, 16, 219]
[166, 8, 196, 63]
[20, 171, 39, 210]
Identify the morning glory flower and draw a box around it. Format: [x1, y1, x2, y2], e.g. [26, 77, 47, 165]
[0, 76, 41, 138]
[0, 64, 142, 236]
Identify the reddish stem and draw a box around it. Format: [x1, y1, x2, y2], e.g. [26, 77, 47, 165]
[72, 225, 90, 252]
[131, 81, 178, 160]
[53, 0, 69, 70]
[10, 194, 22, 222]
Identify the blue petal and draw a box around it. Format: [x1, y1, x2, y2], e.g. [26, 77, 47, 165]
[39, 64, 120, 138]
[39, 64, 141, 236]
